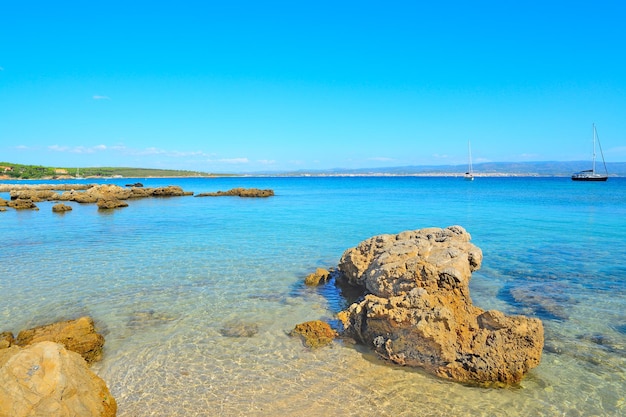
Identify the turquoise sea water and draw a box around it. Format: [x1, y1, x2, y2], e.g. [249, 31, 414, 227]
[1, 176, 625, 416]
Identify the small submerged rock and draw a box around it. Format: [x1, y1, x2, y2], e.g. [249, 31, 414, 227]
[127, 310, 178, 330]
[577, 333, 625, 355]
[509, 282, 572, 320]
[219, 320, 259, 338]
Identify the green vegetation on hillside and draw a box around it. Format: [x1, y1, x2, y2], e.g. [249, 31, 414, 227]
[0, 162, 221, 179]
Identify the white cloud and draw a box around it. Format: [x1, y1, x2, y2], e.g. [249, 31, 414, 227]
[48, 144, 108, 154]
[134, 147, 210, 158]
[257, 159, 276, 165]
[93, 95, 110, 100]
[140, 147, 167, 156]
[218, 158, 249, 164]
[48, 145, 69, 152]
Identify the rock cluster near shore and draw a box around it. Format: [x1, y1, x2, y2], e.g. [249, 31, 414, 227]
[0, 317, 116, 417]
[0, 184, 275, 211]
[0, 183, 193, 211]
[335, 225, 544, 385]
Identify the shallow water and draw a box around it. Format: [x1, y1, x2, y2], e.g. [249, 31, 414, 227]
[1, 176, 625, 416]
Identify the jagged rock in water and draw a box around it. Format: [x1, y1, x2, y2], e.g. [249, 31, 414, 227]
[127, 310, 177, 330]
[195, 187, 274, 197]
[304, 268, 331, 286]
[336, 225, 544, 385]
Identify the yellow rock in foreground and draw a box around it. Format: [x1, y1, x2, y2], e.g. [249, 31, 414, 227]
[0, 341, 116, 417]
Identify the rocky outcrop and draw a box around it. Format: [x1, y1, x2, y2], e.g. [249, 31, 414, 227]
[7, 199, 39, 210]
[0, 341, 117, 417]
[97, 198, 129, 210]
[148, 185, 191, 197]
[58, 184, 192, 201]
[52, 203, 73, 212]
[336, 226, 544, 385]
[10, 189, 60, 201]
[290, 320, 338, 348]
[15, 317, 105, 364]
[58, 184, 132, 203]
[195, 187, 274, 197]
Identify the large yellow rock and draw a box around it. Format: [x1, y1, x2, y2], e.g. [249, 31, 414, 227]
[0, 341, 116, 417]
[337, 225, 544, 385]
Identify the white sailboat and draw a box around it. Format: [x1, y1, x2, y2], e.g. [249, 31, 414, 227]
[571, 124, 608, 182]
[464, 140, 474, 181]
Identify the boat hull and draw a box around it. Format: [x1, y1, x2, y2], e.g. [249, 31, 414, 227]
[571, 175, 608, 182]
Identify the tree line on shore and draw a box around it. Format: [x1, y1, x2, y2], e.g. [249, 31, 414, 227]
[0, 162, 214, 179]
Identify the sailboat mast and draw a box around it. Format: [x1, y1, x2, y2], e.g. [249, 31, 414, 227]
[592, 123, 597, 174]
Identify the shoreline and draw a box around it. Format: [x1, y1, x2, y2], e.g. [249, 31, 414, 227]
[1, 173, 621, 181]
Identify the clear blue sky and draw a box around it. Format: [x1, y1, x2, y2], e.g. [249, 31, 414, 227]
[1, 1, 625, 173]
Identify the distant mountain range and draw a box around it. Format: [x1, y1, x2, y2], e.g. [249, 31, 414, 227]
[2, 161, 624, 179]
[263, 161, 626, 177]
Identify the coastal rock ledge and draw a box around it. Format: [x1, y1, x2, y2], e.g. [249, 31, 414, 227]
[336, 225, 544, 385]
